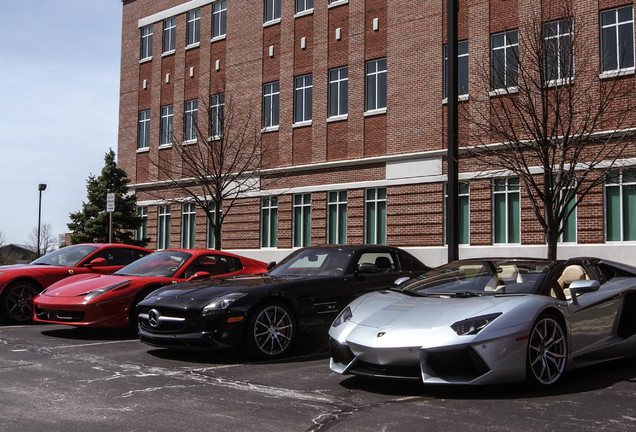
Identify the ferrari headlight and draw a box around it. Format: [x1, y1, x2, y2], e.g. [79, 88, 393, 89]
[201, 293, 247, 315]
[451, 313, 502, 336]
[332, 306, 353, 327]
[79, 280, 131, 301]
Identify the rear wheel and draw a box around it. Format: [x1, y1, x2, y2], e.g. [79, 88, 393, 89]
[1, 281, 40, 324]
[244, 301, 295, 359]
[526, 314, 567, 387]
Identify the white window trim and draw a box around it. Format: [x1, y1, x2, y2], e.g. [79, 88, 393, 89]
[261, 125, 280, 133]
[137, 147, 150, 154]
[186, 42, 201, 50]
[327, 114, 348, 123]
[489, 87, 519, 97]
[294, 9, 314, 19]
[364, 107, 387, 117]
[139, 57, 153, 64]
[293, 120, 313, 128]
[442, 95, 470, 104]
[161, 50, 175, 58]
[600, 67, 635, 79]
[263, 18, 281, 27]
[158, 143, 173, 150]
[328, 0, 349, 9]
[211, 34, 227, 43]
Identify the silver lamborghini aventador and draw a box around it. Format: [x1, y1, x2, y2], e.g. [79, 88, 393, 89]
[329, 258, 636, 387]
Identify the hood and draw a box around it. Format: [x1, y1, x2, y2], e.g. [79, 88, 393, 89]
[146, 274, 305, 302]
[348, 290, 520, 330]
[42, 274, 130, 297]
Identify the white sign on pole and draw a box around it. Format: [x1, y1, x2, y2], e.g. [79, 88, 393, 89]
[106, 193, 115, 212]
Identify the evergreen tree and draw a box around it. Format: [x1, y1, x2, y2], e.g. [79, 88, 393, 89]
[68, 149, 147, 246]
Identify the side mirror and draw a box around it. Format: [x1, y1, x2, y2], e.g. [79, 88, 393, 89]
[187, 271, 211, 281]
[394, 276, 411, 286]
[356, 263, 379, 275]
[267, 261, 277, 271]
[85, 257, 107, 268]
[569, 280, 600, 305]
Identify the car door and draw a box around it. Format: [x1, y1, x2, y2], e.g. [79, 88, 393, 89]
[564, 260, 622, 355]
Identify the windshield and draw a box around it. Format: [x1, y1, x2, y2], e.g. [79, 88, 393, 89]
[269, 248, 354, 277]
[114, 251, 192, 277]
[403, 260, 550, 296]
[31, 245, 99, 267]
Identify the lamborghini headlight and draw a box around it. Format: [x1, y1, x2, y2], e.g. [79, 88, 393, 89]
[332, 306, 353, 327]
[451, 313, 502, 336]
[201, 293, 247, 315]
[80, 280, 132, 301]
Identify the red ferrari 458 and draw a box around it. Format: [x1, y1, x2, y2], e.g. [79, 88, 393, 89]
[0, 244, 151, 323]
[33, 249, 267, 329]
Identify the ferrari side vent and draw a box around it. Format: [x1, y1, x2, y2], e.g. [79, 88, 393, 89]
[617, 292, 636, 339]
[424, 346, 490, 382]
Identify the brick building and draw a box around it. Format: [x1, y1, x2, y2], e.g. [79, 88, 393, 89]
[118, 0, 636, 265]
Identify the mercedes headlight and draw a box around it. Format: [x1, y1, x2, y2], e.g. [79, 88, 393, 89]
[332, 306, 353, 327]
[451, 313, 502, 336]
[201, 293, 247, 315]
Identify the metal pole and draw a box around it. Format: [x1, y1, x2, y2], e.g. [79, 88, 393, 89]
[446, 0, 459, 262]
[109, 211, 113, 243]
[37, 183, 47, 258]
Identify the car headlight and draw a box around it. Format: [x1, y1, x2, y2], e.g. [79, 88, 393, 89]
[451, 313, 502, 336]
[332, 306, 353, 327]
[201, 293, 247, 315]
[79, 280, 132, 301]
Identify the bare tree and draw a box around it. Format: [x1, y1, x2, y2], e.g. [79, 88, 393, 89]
[461, 3, 635, 259]
[148, 89, 273, 250]
[26, 223, 57, 256]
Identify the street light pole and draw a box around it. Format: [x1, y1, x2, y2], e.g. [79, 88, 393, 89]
[37, 183, 47, 258]
[446, 0, 459, 263]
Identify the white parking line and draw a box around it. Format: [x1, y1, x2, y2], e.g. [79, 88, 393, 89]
[48, 339, 140, 350]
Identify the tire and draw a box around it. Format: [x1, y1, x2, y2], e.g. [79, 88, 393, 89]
[245, 301, 296, 359]
[526, 314, 567, 387]
[1, 281, 40, 324]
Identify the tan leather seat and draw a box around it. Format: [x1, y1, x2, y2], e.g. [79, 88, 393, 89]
[558, 265, 588, 300]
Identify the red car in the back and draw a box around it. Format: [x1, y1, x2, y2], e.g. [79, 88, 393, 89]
[0, 244, 151, 324]
[33, 249, 267, 329]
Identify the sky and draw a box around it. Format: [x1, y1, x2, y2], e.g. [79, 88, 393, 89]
[0, 0, 123, 246]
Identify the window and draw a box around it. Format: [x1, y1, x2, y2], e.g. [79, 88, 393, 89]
[327, 191, 347, 244]
[207, 202, 222, 249]
[601, 6, 635, 73]
[209, 94, 224, 138]
[135, 206, 148, 243]
[187, 9, 201, 46]
[365, 58, 387, 112]
[605, 169, 636, 241]
[443, 40, 469, 99]
[181, 203, 196, 249]
[140, 25, 153, 60]
[296, 0, 313, 14]
[137, 110, 150, 149]
[264, 0, 281, 23]
[262, 82, 280, 128]
[184, 99, 198, 142]
[294, 74, 313, 124]
[491, 30, 518, 91]
[444, 181, 470, 245]
[213, 1, 227, 39]
[365, 188, 387, 244]
[544, 18, 573, 84]
[163, 17, 176, 53]
[261, 197, 278, 248]
[293, 194, 311, 247]
[493, 178, 520, 244]
[560, 184, 577, 243]
[328, 66, 348, 118]
[157, 205, 171, 250]
[160, 105, 173, 146]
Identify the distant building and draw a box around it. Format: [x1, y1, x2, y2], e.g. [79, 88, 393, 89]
[117, 0, 636, 265]
[0, 244, 34, 265]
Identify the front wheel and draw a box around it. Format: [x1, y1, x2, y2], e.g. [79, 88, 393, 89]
[1, 281, 40, 324]
[244, 301, 296, 359]
[526, 314, 567, 387]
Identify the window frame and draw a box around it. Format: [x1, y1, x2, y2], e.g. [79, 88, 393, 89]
[262, 81, 280, 130]
[264, 0, 281, 24]
[212, 0, 227, 40]
[209, 93, 225, 139]
[140, 24, 153, 60]
[292, 194, 311, 247]
[295, 0, 313, 15]
[365, 188, 387, 245]
[163, 17, 176, 54]
[490, 30, 518, 93]
[328, 66, 348, 119]
[135, 206, 148, 243]
[137, 109, 150, 150]
[160, 104, 173, 146]
[600, 6, 635, 76]
[327, 191, 347, 244]
[181, 203, 196, 249]
[186, 8, 201, 47]
[605, 169, 636, 242]
[365, 58, 387, 114]
[544, 18, 574, 86]
[443, 181, 470, 245]
[206, 202, 222, 249]
[294, 74, 313, 125]
[443, 40, 469, 100]
[492, 178, 521, 244]
[184, 99, 199, 142]
[261, 197, 278, 248]
[157, 205, 171, 250]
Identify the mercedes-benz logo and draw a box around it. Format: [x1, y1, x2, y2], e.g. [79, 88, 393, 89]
[148, 309, 161, 328]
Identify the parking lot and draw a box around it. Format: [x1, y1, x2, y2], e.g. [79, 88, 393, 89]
[1, 323, 636, 431]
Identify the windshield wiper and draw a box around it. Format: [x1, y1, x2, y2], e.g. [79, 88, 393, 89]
[423, 291, 482, 298]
